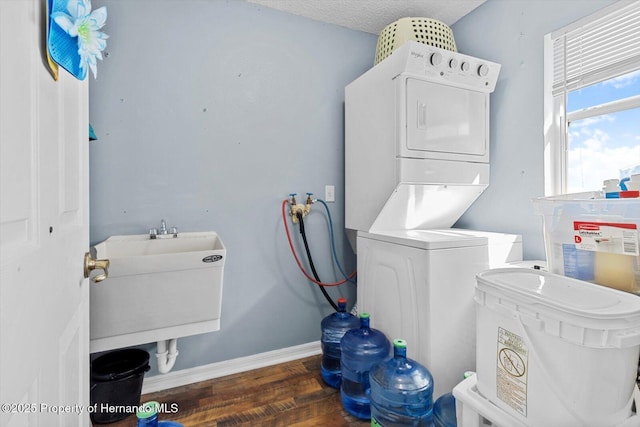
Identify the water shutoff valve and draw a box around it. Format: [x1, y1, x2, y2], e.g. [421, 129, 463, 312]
[289, 193, 312, 223]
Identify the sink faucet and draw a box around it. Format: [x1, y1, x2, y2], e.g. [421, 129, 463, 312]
[150, 219, 178, 239]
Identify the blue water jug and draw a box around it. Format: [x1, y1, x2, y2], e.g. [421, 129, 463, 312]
[433, 392, 457, 427]
[321, 297, 359, 388]
[340, 312, 391, 420]
[370, 339, 435, 426]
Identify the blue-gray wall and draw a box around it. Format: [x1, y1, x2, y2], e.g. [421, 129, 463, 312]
[89, 0, 616, 377]
[89, 0, 375, 376]
[452, 0, 615, 259]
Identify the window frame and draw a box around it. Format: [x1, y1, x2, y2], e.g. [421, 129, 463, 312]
[543, 0, 640, 196]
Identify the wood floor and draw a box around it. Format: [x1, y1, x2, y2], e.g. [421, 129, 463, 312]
[99, 354, 370, 427]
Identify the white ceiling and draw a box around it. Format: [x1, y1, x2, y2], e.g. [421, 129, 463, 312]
[245, 0, 486, 35]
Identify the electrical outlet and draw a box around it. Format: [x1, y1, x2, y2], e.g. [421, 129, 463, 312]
[325, 185, 335, 202]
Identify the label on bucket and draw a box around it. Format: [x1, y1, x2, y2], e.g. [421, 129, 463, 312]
[496, 327, 528, 417]
[573, 221, 639, 256]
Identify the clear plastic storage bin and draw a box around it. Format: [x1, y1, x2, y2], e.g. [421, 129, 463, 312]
[533, 192, 640, 293]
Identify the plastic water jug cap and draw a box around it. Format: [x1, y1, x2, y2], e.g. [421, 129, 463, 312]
[136, 401, 159, 419]
[359, 312, 370, 319]
[337, 297, 347, 304]
[393, 339, 407, 349]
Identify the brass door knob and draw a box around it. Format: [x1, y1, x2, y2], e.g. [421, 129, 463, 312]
[84, 252, 110, 283]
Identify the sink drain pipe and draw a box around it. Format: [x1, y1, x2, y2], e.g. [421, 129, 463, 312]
[156, 339, 179, 374]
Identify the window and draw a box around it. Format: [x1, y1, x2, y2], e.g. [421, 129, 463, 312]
[544, 1, 640, 195]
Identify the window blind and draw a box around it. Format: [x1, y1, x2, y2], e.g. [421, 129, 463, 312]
[551, 0, 640, 95]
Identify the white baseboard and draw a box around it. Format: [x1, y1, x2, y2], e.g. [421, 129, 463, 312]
[141, 341, 322, 394]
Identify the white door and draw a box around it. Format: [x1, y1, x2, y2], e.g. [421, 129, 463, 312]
[1, 1, 90, 426]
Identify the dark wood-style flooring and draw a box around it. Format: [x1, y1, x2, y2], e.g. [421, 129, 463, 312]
[100, 354, 370, 426]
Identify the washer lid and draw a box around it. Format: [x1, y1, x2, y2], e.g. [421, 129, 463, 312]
[358, 229, 488, 250]
[477, 268, 640, 319]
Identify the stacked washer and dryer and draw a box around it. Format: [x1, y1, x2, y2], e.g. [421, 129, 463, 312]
[345, 40, 640, 426]
[344, 40, 520, 399]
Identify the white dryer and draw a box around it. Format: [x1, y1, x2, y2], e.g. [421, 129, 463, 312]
[345, 41, 501, 242]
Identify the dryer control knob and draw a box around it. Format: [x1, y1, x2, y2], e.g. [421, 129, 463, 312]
[449, 58, 458, 69]
[478, 64, 490, 77]
[430, 52, 443, 66]
[461, 62, 470, 72]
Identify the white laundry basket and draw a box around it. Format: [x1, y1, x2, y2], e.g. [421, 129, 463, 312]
[374, 17, 456, 64]
[475, 268, 640, 427]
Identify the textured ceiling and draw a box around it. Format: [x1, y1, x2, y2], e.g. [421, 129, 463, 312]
[246, 0, 486, 35]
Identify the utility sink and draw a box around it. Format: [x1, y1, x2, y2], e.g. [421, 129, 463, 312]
[89, 231, 226, 353]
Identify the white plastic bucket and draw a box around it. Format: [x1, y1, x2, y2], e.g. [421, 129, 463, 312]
[475, 268, 640, 427]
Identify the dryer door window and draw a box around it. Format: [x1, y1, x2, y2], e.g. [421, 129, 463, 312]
[404, 78, 487, 158]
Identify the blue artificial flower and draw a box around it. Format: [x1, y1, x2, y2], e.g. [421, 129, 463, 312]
[52, 0, 108, 79]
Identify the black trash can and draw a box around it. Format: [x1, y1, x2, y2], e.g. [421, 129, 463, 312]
[90, 348, 150, 424]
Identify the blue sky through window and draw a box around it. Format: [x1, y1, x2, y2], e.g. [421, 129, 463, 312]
[566, 70, 640, 192]
[568, 71, 640, 110]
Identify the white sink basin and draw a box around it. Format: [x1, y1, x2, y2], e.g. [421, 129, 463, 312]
[89, 231, 226, 353]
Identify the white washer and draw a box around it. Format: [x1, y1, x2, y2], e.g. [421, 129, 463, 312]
[357, 229, 522, 399]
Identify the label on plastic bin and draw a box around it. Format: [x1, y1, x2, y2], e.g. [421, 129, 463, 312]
[562, 244, 594, 280]
[496, 327, 528, 417]
[573, 221, 639, 256]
